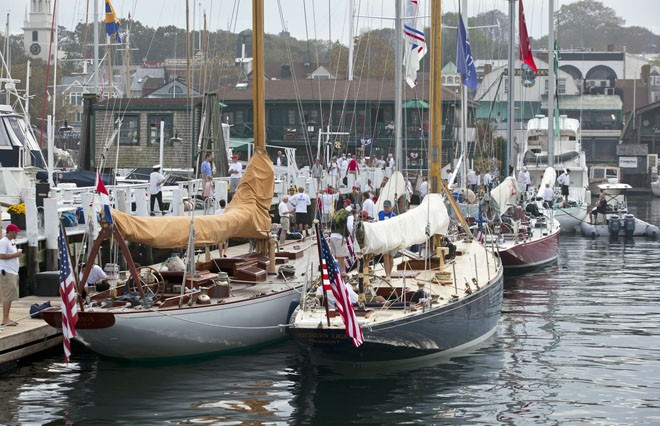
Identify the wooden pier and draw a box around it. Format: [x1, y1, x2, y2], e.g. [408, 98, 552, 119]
[0, 296, 62, 367]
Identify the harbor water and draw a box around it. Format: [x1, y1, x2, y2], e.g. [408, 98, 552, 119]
[2, 196, 660, 425]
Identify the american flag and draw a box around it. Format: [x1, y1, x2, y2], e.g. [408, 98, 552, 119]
[319, 233, 363, 347]
[403, 0, 427, 88]
[58, 226, 78, 362]
[476, 213, 486, 244]
[344, 235, 357, 271]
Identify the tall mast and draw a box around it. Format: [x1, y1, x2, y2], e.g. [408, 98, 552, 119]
[347, 0, 354, 81]
[394, 0, 403, 170]
[460, 0, 468, 188]
[252, 0, 265, 149]
[547, 0, 555, 167]
[429, 0, 442, 191]
[506, 0, 516, 177]
[94, 0, 99, 94]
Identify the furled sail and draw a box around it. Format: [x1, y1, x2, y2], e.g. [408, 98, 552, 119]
[112, 148, 274, 248]
[360, 193, 449, 255]
[487, 177, 519, 216]
[523, 150, 578, 165]
[535, 167, 557, 199]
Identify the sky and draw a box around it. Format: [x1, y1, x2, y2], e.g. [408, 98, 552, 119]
[4, 0, 660, 46]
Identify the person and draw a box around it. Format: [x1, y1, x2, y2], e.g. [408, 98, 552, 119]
[362, 192, 375, 219]
[377, 155, 387, 169]
[328, 156, 339, 188]
[320, 189, 338, 229]
[79, 263, 110, 293]
[385, 120, 394, 136]
[277, 196, 292, 244]
[347, 154, 359, 179]
[348, 186, 361, 209]
[590, 193, 608, 224]
[202, 175, 214, 200]
[311, 158, 323, 189]
[316, 279, 358, 308]
[517, 167, 531, 193]
[466, 169, 477, 193]
[0, 224, 21, 326]
[378, 200, 397, 280]
[290, 186, 312, 237]
[215, 199, 228, 256]
[419, 177, 429, 201]
[557, 169, 571, 206]
[275, 151, 287, 167]
[542, 183, 555, 208]
[388, 153, 395, 169]
[483, 171, 494, 193]
[339, 154, 349, 184]
[201, 152, 213, 180]
[363, 179, 374, 196]
[329, 208, 351, 275]
[149, 164, 166, 215]
[228, 155, 243, 193]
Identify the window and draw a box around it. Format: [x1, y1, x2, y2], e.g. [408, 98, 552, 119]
[287, 110, 297, 125]
[147, 114, 173, 145]
[116, 114, 140, 145]
[653, 76, 660, 86]
[169, 85, 183, 96]
[32, 31, 38, 42]
[557, 79, 566, 94]
[69, 92, 83, 106]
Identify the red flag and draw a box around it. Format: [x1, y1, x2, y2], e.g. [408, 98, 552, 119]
[58, 227, 78, 362]
[96, 172, 113, 224]
[518, 0, 537, 73]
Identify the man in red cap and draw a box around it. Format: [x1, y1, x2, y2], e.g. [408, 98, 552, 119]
[0, 224, 22, 326]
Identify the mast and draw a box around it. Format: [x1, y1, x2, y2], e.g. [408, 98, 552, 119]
[94, 0, 99, 94]
[252, 0, 265, 149]
[394, 0, 403, 170]
[547, 0, 555, 167]
[347, 0, 354, 81]
[460, 0, 468, 188]
[429, 0, 442, 192]
[506, 0, 516, 177]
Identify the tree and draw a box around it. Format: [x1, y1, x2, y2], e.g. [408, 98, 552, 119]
[555, 0, 624, 50]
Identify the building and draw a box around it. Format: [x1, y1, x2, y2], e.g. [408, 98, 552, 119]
[22, 0, 53, 61]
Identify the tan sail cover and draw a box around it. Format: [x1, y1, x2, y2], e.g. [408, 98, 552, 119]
[112, 148, 274, 248]
[361, 193, 449, 255]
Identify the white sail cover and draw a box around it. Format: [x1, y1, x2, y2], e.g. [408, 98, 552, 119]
[536, 167, 557, 199]
[361, 193, 449, 254]
[374, 171, 407, 214]
[489, 177, 518, 215]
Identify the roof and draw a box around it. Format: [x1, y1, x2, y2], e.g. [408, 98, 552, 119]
[216, 78, 461, 103]
[95, 97, 204, 111]
[541, 94, 622, 111]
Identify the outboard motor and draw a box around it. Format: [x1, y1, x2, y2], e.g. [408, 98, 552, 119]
[608, 214, 621, 238]
[623, 214, 636, 239]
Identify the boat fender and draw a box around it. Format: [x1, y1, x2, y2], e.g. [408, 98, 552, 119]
[646, 225, 659, 239]
[286, 301, 299, 324]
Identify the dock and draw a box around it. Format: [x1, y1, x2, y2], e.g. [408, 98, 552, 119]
[0, 296, 62, 368]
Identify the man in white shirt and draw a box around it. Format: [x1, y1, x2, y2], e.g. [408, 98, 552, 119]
[0, 224, 21, 326]
[483, 171, 494, 193]
[339, 155, 349, 185]
[149, 164, 166, 215]
[518, 167, 531, 193]
[466, 169, 477, 193]
[557, 169, 571, 206]
[328, 157, 339, 188]
[228, 155, 243, 193]
[362, 179, 374, 196]
[290, 186, 312, 237]
[419, 177, 429, 200]
[79, 263, 109, 294]
[388, 154, 395, 168]
[362, 192, 375, 219]
[316, 280, 358, 308]
[542, 183, 555, 208]
[320, 189, 338, 228]
[278, 195, 292, 244]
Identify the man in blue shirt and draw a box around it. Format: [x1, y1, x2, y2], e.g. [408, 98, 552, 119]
[378, 200, 396, 280]
[201, 152, 213, 180]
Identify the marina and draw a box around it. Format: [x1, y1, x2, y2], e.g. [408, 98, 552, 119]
[2, 196, 659, 424]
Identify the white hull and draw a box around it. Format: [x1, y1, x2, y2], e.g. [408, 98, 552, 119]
[652, 181, 660, 197]
[553, 204, 588, 233]
[75, 285, 301, 360]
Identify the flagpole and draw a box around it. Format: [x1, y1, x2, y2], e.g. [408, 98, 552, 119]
[506, 0, 516, 178]
[460, 0, 468, 189]
[394, 0, 402, 171]
[547, 0, 555, 168]
[314, 222, 332, 326]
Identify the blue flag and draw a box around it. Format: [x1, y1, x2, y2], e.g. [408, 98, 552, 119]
[456, 14, 477, 91]
[105, 0, 122, 43]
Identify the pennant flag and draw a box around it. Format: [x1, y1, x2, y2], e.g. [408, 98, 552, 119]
[319, 232, 364, 347]
[518, 0, 537, 73]
[105, 0, 122, 43]
[403, 0, 428, 88]
[96, 172, 113, 224]
[456, 14, 478, 91]
[58, 226, 78, 362]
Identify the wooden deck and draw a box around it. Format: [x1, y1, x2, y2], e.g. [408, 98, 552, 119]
[0, 296, 62, 367]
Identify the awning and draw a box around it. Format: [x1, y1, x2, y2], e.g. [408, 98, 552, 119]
[403, 99, 429, 109]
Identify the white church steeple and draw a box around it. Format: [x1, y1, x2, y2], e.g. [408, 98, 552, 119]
[22, 0, 53, 61]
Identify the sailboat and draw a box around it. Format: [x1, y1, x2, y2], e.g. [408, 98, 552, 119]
[40, 0, 319, 360]
[287, 0, 504, 363]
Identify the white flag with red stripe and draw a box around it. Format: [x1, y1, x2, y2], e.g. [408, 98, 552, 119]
[58, 226, 78, 362]
[96, 172, 113, 224]
[403, 0, 427, 88]
[319, 233, 364, 347]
